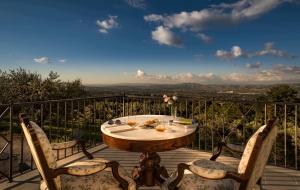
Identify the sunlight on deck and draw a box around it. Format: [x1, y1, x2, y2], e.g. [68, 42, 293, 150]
[1, 145, 300, 190]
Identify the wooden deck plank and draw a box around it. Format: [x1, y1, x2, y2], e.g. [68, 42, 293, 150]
[1, 145, 300, 190]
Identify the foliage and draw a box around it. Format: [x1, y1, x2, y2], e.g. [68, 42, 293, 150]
[0, 68, 87, 104]
[267, 84, 298, 102]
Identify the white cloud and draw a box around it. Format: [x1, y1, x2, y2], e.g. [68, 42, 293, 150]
[125, 0, 146, 9]
[273, 64, 300, 74]
[133, 67, 300, 84]
[59, 59, 66, 63]
[96, 16, 119, 34]
[145, 0, 288, 32]
[254, 42, 296, 58]
[216, 45, 242, 59]
[216, 42, 296, 60]
[144, 14, 164, 22]
[196, 33, 213, 43]
[136, 69, 146, 78]
[33, 57, 50, 64]
[246, 61, 262, 69]
[151, 26, 183, 47]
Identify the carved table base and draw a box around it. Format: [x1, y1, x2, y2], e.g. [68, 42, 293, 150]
[133, 152, 169, 187]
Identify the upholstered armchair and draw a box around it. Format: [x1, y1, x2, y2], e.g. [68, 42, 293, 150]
[163, 118, 277, 190]
[19, 113, 136, 190]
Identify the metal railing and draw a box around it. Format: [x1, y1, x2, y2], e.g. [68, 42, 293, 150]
[0, 94, 299, 182]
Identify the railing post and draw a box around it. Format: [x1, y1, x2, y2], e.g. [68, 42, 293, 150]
[274, 104, 277, 166]
[64, 101, 67, 158]
[264, 103, 267, 125]
[122, 94, 125, 117]
[295, 105, 298, 170]
[204, 100, 207, 151]
[9, 105, 13, 182]
[185, 99, 188, 118]
[49, 102, 52, 143]
[71, 100, 74, 154]
[198, 100, 201, 150]
[211, 98, 214, 153]
[284, 103, 287, 167]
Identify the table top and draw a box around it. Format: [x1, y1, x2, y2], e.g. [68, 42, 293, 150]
[101, 115, 197, 141]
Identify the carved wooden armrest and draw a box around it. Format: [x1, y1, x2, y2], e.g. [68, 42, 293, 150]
[51, 140, 93, 159]
[167, 162, 244, 190]
[210, 141, 244, 161]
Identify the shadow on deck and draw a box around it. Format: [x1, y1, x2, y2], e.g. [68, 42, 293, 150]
[1, 145, 300, 190]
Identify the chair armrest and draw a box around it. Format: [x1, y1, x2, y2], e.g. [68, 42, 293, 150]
[51, 141, 77, 150]
[210, 142, 244, 161]
[51, 140, 93, 159]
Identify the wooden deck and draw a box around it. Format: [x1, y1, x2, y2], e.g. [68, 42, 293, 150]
[1, 145, 300, 190]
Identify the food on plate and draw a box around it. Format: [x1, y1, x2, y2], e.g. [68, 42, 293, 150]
[127, 120, 137, 126]
[144, 118, 158, 125]
[155, 125, 166, 132]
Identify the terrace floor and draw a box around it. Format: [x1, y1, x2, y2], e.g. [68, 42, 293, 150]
[1, 144, 300, 190]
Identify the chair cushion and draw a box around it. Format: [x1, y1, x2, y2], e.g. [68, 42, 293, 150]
[189, 159, 234, 179]
[65, 158, 107, 176]
[40, 161, 136, 190]
[238, 125, 266, 174]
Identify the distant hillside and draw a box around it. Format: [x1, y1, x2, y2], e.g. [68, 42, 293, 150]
[86, 83, 300, 101]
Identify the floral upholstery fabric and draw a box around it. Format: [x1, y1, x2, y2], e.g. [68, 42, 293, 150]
[65, 158, 108, 176]
[21, 122, 61, 189]
[241, 125, 277, 190]
[40, 164, 136, 190]
[29, 122, 58, 167]
[189, 159, 234, 179]
[51, 141, 77, 150]
[237, 125, 266, 174]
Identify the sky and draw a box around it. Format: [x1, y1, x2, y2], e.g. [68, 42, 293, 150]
[0, 0, 300, 85]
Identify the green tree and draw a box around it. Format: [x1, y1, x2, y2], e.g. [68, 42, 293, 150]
[267, 84, 298, 102]
[0, 68, 87, 104]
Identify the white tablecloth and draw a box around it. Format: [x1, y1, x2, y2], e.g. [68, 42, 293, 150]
[101, 115, 197, 141]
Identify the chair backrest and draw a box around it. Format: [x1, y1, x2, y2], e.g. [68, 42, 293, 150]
[237, 118, 277, 190]
[19, 113, 61, 190]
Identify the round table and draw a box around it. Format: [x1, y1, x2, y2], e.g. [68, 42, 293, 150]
[101, 115, 197, 187]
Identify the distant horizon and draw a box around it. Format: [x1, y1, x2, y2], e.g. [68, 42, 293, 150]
[1, 0, 300, 84]
[83, 81, 300, 87]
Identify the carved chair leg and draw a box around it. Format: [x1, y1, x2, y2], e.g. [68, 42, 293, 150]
[77, 140, 93, 159]
[168, 163, 189, 190]
[107, 161, 129, 190]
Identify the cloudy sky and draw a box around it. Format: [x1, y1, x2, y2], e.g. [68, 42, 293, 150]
[0, 0, 300, 84]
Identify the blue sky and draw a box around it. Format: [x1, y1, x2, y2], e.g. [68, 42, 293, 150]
[0, 0, 299, 84]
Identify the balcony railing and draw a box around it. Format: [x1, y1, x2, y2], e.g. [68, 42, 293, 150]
[0, 94, 299, 182]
